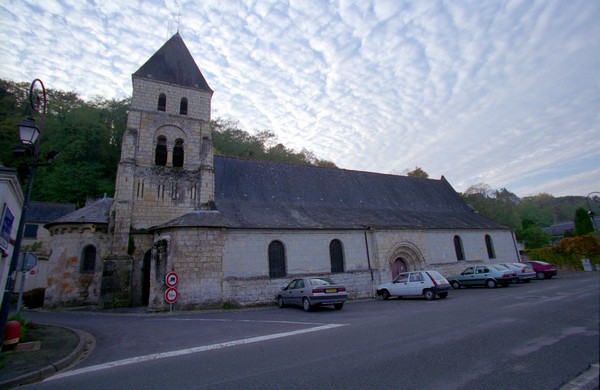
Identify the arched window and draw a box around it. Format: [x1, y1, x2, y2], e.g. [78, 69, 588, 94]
[179, 97, 188, 115]
[454, 235, 465, 261]
[81, 245, 96, 273]
[158, 93, 166, 111]
[268, 241, 286, 278]
[485, 235, 496, 259]
[330, 239, 344, 273]
[155, 136, 167, 166]
[173, 138, 184, 167]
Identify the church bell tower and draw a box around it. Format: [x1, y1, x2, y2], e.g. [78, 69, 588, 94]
[110, 33, 215, 255]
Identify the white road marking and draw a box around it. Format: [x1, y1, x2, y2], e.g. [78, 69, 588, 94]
[48, 323, 347, 381]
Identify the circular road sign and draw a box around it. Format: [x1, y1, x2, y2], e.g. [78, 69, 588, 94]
[165, 287, 178, 304]
[165, 272, 179, 288]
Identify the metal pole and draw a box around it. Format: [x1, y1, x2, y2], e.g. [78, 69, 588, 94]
[16, 271, 26, 312]
[0, 79, 45, 338]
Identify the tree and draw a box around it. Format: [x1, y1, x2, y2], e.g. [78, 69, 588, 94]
[574, 207, 594, 235]
[405, 166, 429, 179]
[515, 219, 551, 249]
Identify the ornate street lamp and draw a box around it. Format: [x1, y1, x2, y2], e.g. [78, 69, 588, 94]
[0, 79, 47, 339]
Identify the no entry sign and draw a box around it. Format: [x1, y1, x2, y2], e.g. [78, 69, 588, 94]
[165, 287, 179, 304]
[165, 272, 179, 288]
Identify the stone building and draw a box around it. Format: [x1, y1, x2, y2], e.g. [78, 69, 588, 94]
[43, 33, 520, 310]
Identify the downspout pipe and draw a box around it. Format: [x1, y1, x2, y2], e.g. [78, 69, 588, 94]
[363, 226, 374, 281]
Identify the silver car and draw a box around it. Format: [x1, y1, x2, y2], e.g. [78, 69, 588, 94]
[498, 262, 536, 282]
[376, 270, 452, 301]
[447, 264, 517, 289]
[277, 277, 348, 311]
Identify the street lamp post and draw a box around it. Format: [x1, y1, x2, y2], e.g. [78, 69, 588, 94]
[0, 79, 47, 339]
[586, 192, 600, 236]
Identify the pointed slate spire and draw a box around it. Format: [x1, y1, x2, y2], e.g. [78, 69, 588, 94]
[134, 32, 213, 92]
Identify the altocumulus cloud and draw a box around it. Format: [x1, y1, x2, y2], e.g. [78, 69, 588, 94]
[1, 0, 598, 197]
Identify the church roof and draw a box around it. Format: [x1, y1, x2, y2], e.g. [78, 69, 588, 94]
[26, 202, 76, 223]
[157, 157, 508, 231]
[45, 197, 112, 227]
[46, 158, 507, 231]
[133, 33, 213, 92]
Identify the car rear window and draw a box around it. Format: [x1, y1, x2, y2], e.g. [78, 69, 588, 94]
[309, 278, 335, 286]
[426, 271, 444, 279]
[491, 265, 508, 270]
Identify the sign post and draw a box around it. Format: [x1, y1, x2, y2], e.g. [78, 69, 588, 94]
[165, 272, 179, 312]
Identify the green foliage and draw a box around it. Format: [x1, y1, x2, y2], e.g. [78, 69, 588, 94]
[211, 118, 336, 168]
[461, 186, 600, 234]
[515, 222, 551, 249]
[1, 79, 129, 206]
[405, 166, 429, 178]
[528, 235, 600, 270]
[574, 207, 594, 235]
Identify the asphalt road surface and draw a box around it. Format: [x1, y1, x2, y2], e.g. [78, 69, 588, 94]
[22, 272, 599, 389]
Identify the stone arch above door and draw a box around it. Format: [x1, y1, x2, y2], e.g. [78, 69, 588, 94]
[386, 241, 426, 278]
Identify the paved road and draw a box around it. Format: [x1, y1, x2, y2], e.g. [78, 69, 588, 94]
[22, 272, 599, 389]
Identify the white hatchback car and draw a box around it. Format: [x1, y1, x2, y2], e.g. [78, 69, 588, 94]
[376, 270, 452, 301]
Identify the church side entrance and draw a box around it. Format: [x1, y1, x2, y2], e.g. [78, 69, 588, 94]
[391, 257, 408, 279]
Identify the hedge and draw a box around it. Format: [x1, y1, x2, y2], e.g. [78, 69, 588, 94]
[528, 234, 600, 271]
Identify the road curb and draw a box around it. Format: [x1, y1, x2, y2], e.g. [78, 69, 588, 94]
[560, 363, 600, 390]
[0, 326, 95, 389]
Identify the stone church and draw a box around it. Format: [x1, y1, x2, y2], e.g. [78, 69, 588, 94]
[43, 33, 520, 310]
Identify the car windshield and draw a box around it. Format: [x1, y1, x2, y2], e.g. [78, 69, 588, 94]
[309, 278, 335, 286]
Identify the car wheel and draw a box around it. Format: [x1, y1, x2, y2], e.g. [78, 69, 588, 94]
[451, 281, 461, 289]
[486, 279, 497, 288]
[334, 303, 344, 310]
[381, 290, 391, 300]
[277, 296, 285, 308]
[423, 289, 435, 300]
[438, 292, 448, 299]
[536, 272, 546, 280]
[302, 298, 312, 312]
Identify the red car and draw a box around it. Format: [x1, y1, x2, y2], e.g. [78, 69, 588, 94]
[526, 260, 558, 280]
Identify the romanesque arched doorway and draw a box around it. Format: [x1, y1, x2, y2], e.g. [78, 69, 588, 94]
[391, 257, 408, 279]
[387, 242, 426, 279]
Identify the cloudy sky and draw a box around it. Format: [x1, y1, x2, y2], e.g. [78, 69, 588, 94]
[1, 0, 598, 198]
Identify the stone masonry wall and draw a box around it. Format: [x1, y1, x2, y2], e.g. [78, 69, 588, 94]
[44, 224, 111, 306]
[149, 228, 225, 310]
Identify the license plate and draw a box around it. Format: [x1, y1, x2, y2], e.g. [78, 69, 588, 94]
[326, 288, 337, 293]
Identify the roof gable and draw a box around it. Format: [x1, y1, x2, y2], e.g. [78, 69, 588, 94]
[134, 33, 212, 92]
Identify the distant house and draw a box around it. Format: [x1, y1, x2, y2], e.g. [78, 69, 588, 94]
[543, 217, 600, 241]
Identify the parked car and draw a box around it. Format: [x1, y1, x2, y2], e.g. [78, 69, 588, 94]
[447, 265, 517, 289]
[526, 260, 558, 280]
[498, 262, 536, 283]
[276, 277, 348, 311]
[376, 270, 452, 301]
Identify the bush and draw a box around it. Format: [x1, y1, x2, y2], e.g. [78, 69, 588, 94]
[23, 288, 45, 309]
[529, 235, 600, 270]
